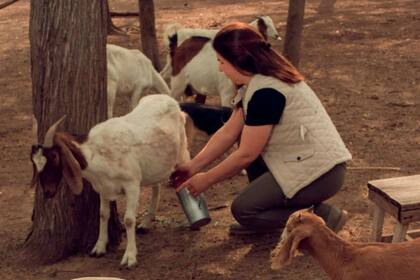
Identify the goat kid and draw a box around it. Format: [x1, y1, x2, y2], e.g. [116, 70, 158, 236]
[107, 44, 171, 118]
[271, 209, 420, 280]
[160, 16, 280, 107]
[31, 94, 190, 268]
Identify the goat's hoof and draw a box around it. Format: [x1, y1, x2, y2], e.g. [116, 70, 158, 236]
[90, 243, 107, 257]
[120, 253, 138, 269]
[136, 226, 149, 235]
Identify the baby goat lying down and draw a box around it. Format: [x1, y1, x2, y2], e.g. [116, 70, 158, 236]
[31, 95, 190, 268]
[271, 209, 420, 280]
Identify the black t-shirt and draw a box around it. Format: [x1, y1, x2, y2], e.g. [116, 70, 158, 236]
[244, 88, 286, 126]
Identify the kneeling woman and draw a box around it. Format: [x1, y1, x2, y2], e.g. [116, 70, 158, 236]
[171, 22, 352, 235]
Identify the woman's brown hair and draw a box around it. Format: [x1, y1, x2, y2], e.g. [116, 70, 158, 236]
[213, 22, 304, 84]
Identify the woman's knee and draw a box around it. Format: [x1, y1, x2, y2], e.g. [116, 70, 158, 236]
[231, 197, 254, 225]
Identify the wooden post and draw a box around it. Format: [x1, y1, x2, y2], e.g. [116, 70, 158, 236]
[138, 0, 161, 70]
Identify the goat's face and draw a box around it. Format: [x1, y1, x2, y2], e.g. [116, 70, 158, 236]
[30, 116, 84, 198]
[271, 209, 324, 270]
[257, 16, 280, 41]
[31, 145, 63, 198]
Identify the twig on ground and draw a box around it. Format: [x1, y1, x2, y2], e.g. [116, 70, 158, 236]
[208, 204, 229, 211]
[111, 11, 139, 17]
[0, 0, 19, 9]
[348, 166, 402, 171]
[108, 25, 128, 36]
[119, 25, 140, 35]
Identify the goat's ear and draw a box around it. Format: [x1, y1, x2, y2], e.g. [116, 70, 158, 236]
[271, 227, 310, 270]
[54, 135, 83, 195]
[30, 163, 38, 188]
[306, 205, 315, 213]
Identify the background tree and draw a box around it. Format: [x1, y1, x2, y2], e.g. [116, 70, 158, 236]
[138, 0, 161, 70]
[283, 0, 306, 68]
[25, 0, 122, 263]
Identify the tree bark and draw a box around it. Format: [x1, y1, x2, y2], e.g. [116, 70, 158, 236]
[26, 0, 122, 264]
[283, 0, 306, 68]
[138, 0, 161, 70]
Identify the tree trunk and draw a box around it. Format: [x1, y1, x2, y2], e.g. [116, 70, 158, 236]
[318, 0, 337, 14]
[283, 0, 306, 68]
[138, 0, 161, 70]
[26, 0, 123, 264]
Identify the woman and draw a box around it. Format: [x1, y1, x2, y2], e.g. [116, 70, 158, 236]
[171, 22, 352, 235]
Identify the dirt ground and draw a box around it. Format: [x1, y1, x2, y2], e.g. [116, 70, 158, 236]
[0, 0, 419, 279]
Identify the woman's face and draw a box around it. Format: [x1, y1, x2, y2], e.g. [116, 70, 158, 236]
[216, 53, 251, 85]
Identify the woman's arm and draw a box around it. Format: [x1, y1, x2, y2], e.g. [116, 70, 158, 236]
[205, 124, 273, 184]
[177, 124, 273, 196]
[190, 107, 245, 172]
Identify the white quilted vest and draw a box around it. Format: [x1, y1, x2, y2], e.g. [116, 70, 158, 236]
[233, 74, 352, 198]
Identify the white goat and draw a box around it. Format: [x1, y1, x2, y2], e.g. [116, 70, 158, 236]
[160, 16, 280, 107]
[107, 44, 171, 118]
[271, 209, 420, 280]
[31, 94, 190, 268]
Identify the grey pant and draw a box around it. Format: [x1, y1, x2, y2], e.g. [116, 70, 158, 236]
[231, 158, 346, 230]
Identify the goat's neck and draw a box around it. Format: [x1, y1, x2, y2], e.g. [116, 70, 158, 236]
[304, 226, 350, 280]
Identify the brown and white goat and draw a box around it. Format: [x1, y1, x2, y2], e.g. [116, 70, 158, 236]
[31, 94, 190, 268]
[271, 209, 420, 280]
[160, 16, 280, 107]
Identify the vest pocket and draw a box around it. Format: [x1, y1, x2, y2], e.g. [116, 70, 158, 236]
[282, 147, 315, 162]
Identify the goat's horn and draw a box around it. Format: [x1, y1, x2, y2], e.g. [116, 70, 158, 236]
[44, 115, 67, 147]
[32, 114, 38, 145]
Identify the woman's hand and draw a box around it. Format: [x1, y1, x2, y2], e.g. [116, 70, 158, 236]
[169, 161, 199, 189]
[176, 172, 212, 197]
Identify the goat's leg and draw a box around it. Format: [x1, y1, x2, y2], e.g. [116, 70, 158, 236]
[170, 76, 187, 101]
[120, 185, 139, 268]
[107, 80, 117, 119]
[138, 184, 161, 231]
[130, 87, 145, 111]
[159, 54, 172, 83]
[91, 196, 110, 257]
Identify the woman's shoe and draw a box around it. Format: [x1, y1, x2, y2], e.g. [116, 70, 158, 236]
[327, 209, 348, 232]
[315, 203, 348, 233]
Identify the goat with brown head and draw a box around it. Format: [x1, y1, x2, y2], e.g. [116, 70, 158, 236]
[271, 208, 420, 280]
[271, 208, 320, 270]
[30, 115, 85, 198]
[29, 95, 192, 268]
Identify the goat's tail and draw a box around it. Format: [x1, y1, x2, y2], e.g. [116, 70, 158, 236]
[152, 68, 171, 95]
[163, 23, 183, 47]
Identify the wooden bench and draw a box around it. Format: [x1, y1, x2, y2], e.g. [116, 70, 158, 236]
[368, 174, 420, 243]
